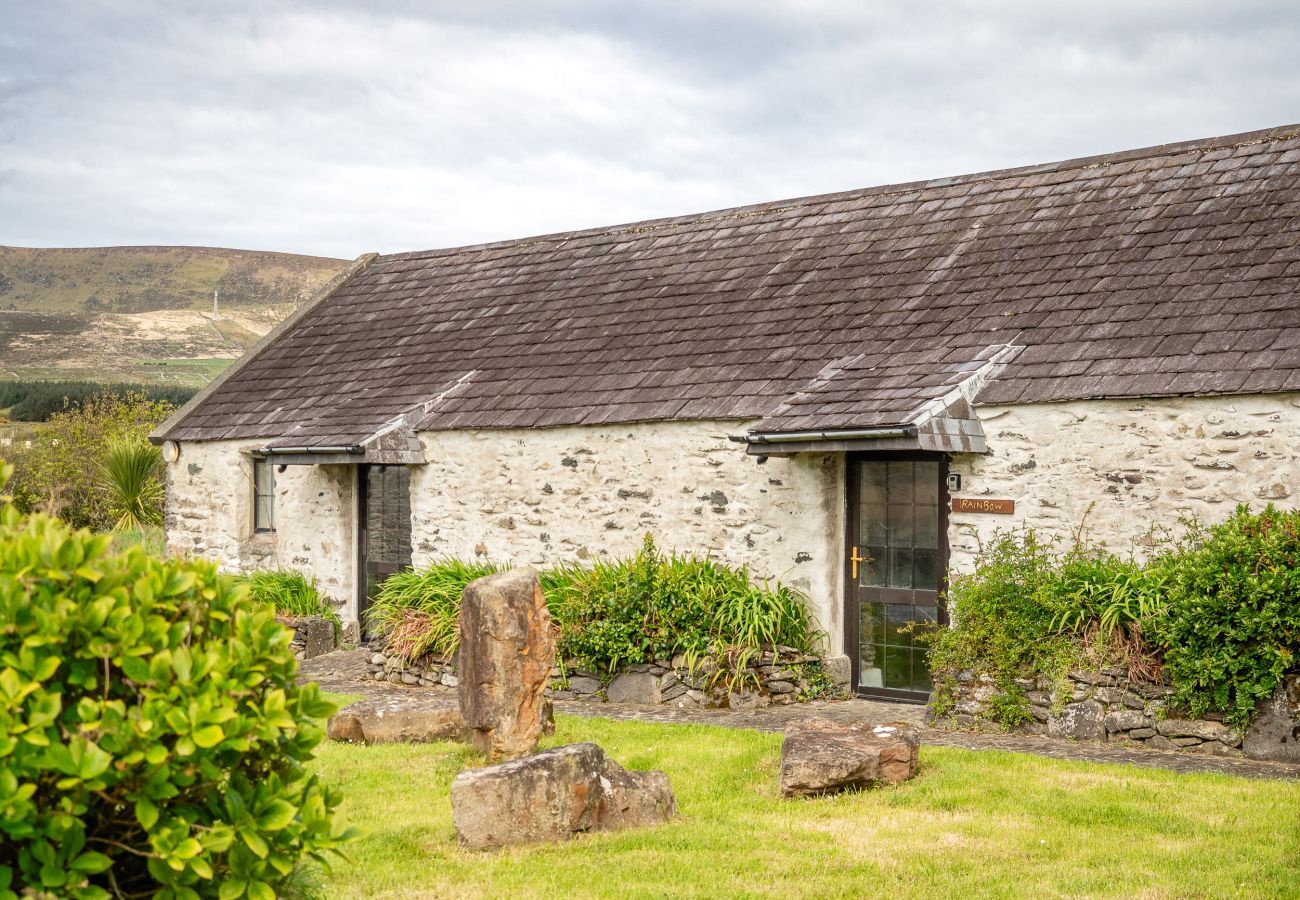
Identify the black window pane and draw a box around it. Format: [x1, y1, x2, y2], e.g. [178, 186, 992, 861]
[913, 648, 933, 693]
[884, 646, 912, 689]
[860, 643, 884, 688]
[887, 504, 913, 547]
[886, 604, 913, 648]
[914, 462, 939, 506]
[860, 603, 884, 645]
[861, 546, 887, 587]
[888, 548, 914, 589]
[913, 549, 940, 590]
[887, 461, 914, 504]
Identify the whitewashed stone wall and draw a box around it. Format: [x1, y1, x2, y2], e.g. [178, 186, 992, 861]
[410, 420, 848, 657]
[949, 393, 1300, 573]
[164, 439, 357, 618]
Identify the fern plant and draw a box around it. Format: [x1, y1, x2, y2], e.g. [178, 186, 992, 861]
[100, 437, 164, 531]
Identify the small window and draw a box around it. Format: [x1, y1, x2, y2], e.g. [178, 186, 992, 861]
[253, 457, 276, 533]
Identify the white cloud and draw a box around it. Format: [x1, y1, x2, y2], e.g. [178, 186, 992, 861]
[1, 1, 1298, 257]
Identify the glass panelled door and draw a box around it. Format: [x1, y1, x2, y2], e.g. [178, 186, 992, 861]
[848, 456, 946, 699]
[358, 465, 413, 640]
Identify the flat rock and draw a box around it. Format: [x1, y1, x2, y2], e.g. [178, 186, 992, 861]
[779, 718, 919, 798]
[605, 671, 661, 705]
[327, 697, 467, 745]
[1047, 700, 1105, 741]
[1156, 717, 1230, 741]
[1103, 710, 1152, 732]
[1243, 675, 1300, 763]
[458, 569, 556, 761]
[450, 742, 676, 849]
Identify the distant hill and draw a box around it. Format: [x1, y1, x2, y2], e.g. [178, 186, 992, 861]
[0, 246, 349, 388]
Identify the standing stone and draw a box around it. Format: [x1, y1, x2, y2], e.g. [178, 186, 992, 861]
[458, 569, 555, 761]
[779, 719, 919, 798]
[1243, 675, 1300, 763]
[450, 742, 676, 849]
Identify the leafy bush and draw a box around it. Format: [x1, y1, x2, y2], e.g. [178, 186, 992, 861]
[368, 535, 816, 674]
[550, 535, 814, 673]
[238, 570, 343, 640]
[0, 380, 196, 423]
[8, 390, 176, 529]
[1158, 504, 1300, 727]
[932, 507, 1300, 730]
[926, 531, 1075, 683]
[0, 475, 352, 897]
[102, 437, 165, 531]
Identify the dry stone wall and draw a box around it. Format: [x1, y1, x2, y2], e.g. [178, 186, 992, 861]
[930, 669, 1261, 759]
[364, 647, 845, 709]
[949, 393, 1300, 572]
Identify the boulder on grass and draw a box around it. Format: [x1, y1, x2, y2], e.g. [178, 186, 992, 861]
[458, 568, 556, 761]
[450, 742, 676, 849]
[779, 719, 919, 798]
[327, 697, 467, 745]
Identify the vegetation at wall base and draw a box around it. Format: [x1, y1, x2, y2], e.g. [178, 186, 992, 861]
[239, 570, 343, 638]
[0, 380, 198, 423]
[928, 504, 1300, 730]
[0, 465, 353, 897]
[368, 535, 817, 674]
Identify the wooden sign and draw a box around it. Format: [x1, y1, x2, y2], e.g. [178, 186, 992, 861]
[951, 497, 1016, 515]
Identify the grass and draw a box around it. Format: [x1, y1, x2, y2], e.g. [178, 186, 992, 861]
[308, 711, 1300, 899]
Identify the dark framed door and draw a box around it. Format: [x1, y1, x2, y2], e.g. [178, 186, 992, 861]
[845, 453, 948, 701]
[357, 464, 413, 640]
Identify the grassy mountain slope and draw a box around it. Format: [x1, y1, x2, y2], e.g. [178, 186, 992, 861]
[0, 246, 348, 387]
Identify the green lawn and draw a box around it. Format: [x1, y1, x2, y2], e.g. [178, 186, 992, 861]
[309, 710, 1299, 899]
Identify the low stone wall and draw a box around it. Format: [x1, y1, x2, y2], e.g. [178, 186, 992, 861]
[928, 668, 1273, 759]
[364, 646, 847, 709]
[281, 615, 338, 661]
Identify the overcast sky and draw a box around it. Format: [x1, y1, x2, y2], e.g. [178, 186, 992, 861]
[3, 1, 1299, 259]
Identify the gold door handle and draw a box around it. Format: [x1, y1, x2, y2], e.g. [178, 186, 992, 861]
[850, 546, 871, 580]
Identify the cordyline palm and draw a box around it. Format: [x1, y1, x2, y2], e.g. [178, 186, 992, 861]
[101, 437, 164, 530]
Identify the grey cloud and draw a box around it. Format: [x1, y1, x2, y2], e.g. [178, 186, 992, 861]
[1, 1, 1298, 257]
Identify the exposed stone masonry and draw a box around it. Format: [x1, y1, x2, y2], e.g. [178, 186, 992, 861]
[949, 394, 1300, 573]
[364, 645, 847, 709]
[930, 668, 1258, 759]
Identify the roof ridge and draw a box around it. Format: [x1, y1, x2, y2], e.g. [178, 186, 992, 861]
[379, 122, 1300, 263]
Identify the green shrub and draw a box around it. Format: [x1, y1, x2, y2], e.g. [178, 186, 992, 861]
[8, 391, 176, 529]
[239, 570, 342, 639]
[368, 560, 501, 661]
[0, 486, 352, 897]
[367, 535, 816, 674]
[926, 530, 1077, 684]
[1158, 504, 1300, 727]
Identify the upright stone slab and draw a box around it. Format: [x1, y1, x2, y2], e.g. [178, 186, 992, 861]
[458, 568, 555, 761]
[450, 742, 677, 849]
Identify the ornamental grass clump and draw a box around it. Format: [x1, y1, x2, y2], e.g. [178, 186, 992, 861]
[0, 462, 353, 899]
[367, 535, 816, 673]
[238, 569, 342, 638]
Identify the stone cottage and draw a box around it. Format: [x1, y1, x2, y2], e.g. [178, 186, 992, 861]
[154, 123, 1300, 702]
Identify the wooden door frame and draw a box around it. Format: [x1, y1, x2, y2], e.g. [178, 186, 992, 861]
[355, 463, 372, 639]
[843, 451, 950, 703]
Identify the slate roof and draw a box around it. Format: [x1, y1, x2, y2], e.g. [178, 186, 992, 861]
[161, 123, 1300, 448]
